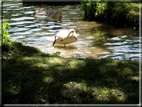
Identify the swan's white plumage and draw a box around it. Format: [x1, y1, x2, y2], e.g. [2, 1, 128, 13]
[46, 29, 78, 46]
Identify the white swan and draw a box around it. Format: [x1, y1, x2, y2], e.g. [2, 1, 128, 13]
[47, 29, 78, 46]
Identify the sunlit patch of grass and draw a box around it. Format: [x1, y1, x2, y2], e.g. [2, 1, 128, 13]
[62, 81, 127, 103]
[62, 82, 92, 103]
[51, 58, 63, 63]
[63, 82, 86, 89]
[8, 85, 21, 95]
[43, 77, 54, 83]
[92, 87, 127, 102]
[69, 59, 86, 68]
[121, 68, 133, 75]
[22, 57, 33, 61]
[129, 10, 139, 16]
[109, 89, 127, 102]
[130, 76, 139, 81]
[105, 60, 118, 66]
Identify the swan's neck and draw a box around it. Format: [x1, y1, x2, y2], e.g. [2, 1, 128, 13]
[67, 30, 75, 37]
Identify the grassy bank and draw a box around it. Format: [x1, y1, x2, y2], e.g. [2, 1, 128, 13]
[2, 41, 139, 104]
[80, 2, 140, 29]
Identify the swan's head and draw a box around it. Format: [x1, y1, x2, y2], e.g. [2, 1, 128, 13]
[69, 29, 75, 33]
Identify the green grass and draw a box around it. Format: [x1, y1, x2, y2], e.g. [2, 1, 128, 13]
[2, 41, 139, 104]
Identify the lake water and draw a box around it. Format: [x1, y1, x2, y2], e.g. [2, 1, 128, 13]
[2, 2, 141, 61]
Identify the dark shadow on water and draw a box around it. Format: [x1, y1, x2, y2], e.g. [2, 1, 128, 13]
[2, 43, 139, 104]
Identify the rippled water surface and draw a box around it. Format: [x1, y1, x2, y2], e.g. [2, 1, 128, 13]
[3, 2, 140, 60]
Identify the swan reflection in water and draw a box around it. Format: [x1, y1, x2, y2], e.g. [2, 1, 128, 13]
[46, 29, 78, 47]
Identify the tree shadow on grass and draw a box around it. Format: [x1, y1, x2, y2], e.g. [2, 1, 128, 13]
[2, 43, 139, 104]
[47, 58, 139, 104]
[3, 57, 48, 103]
